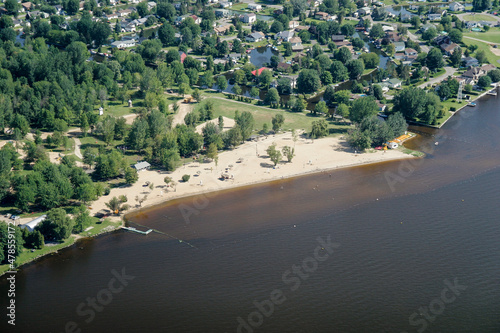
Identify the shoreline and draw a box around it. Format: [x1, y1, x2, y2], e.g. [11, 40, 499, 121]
[2, 132, 420, 277]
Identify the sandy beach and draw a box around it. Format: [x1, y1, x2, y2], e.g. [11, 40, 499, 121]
[84, 131, 415, 222]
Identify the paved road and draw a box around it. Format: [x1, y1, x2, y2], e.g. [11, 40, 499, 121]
[418, 66, 458, 88]
[376, 18, 430, 53]
[407, 30, 430, 53]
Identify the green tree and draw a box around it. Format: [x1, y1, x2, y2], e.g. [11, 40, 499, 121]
[449, 29, 463, 43]
[346, 59, 365, 80]
[426, 47, 444, 71]
[370, 24, 384, 39]
[37, 208, 74, 241]
[310, 119, 328, 138]
[314, 101, 328, 115]
[422, 27, 437, 41]
[266, 144, 282, 166]
[73, 205, 93, 233]
[125, 167, 139, 184]
[216, 76, 228, 92]
[250, 87, 260, 99]
[349, 97, 379, 123]
[282, 146, 295, 162]
[478, 75, 492, 89]
[235, 111, 255, 141]
[5, 0, 20, 14]
[336, 103, 350, 120]
[272, 114, 285, 132]
[105, 197, 128, 215]
[297, 69, 321, 93]
[265, 88, 280, 106]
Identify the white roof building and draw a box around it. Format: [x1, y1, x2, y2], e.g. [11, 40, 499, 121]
[20, 215, 47, 232]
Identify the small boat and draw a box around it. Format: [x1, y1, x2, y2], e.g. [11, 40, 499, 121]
[468, 102, 476, 107]
[487, 90, 497, 96]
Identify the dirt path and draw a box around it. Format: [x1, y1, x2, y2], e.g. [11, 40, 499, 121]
[463, 36, 500, 45]
[172, 99, 194, 127]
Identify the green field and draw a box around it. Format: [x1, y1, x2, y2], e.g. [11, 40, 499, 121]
[463, 28, 500, 44]
[462, 38, 500, 66]
[462, 13, 497, 21]
[194, 97, 351, 135]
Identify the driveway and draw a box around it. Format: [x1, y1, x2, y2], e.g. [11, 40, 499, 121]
[418, 66, 458, 88]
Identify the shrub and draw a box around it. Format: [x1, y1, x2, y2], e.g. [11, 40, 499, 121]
[104, 187, 111, 195]
[182, 174, 190, 182]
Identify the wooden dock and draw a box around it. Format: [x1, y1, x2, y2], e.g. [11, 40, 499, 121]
[121, 226, 153, 235]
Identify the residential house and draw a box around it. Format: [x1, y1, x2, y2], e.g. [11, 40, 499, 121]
[118, 9, 133, 17]
[387, 78, 402, 88]
[434, 35, 451, 46]
[315, 12, 330, 20]
[277, 62, 292, 72]
[179, 51, 187, 64]
[251, 67, 272, 76]
[214, 24, 233, 35]
[394, 52, 406, 61]
[289, 37, 303, 51]
[275, 30, 294, 42]
[147, 1, 157, 10]
[27, 11, 48, 20]
[428, 13, 442, 21]
[420, 23, 435, 32]
[440, 42, 459, 55]
[394, 41, 406, 52]
[246, 31, 265, 42]
[107, 12, 119, 20]
[12, 19, 22, 28]
[385, 31, 403, 42]
[449, 2, 465, 11]
[295, 25, 310, 32]
[111, 39, 137, 48]
[21, 2, 33, 11]
[190, 15, 202, 24]
[289, 21, 300, 29]
[241, 13, 257, 24]
[227, 53, 242, 63]
[358, 7, 371, 15]
[220, 1, 233, 8]
[463, 56, 479, 68]
[462, 64, 497, 83]
[331, 35, 345, 42]
[173, 2, 182, 9]
[175, 15, 188, 26]
[54, 5, 64, 14]
[405, 48, 418, 57]
[274, 9, 283, 15]
[215, 9, 230, 18]
[248, 3, 262, 11]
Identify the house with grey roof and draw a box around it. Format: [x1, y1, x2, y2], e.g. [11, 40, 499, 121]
[275, 30, 294, 42]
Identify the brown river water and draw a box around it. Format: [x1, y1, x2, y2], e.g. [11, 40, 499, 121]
[1, 93, 500, 333]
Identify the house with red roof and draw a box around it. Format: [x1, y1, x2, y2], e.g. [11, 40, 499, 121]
[251, 67, 271, 76]
[179, 51, 187, 64]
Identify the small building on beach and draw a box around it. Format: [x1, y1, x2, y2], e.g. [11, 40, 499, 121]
[133, 161, 151, 171]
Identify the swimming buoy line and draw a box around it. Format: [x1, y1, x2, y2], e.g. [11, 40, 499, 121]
[124, 220, 197, 249]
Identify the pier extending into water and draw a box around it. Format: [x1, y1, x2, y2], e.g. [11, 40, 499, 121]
[121, 226, 153, 235]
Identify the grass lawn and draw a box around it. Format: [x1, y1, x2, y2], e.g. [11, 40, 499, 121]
[194, 97, 351, 135]
[231, 2, 248, 10]
[462, 13, 497, 21]
[462, 38, 500, 66]
[463, 28, 500, 44]
[99, 98, 142, 117]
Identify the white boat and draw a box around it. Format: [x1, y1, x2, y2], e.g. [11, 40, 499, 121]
[468, 102, 476, 107]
